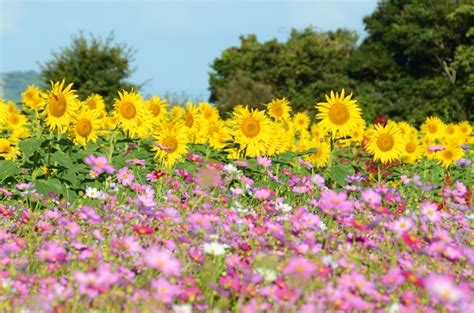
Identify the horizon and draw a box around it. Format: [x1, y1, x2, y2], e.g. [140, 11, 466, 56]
[0, 0, 378, 99]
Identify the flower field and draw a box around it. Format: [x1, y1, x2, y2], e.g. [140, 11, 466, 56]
[0, 82, 473, 312]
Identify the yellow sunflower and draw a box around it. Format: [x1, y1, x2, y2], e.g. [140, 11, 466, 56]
[170, 106, 185, 121]
[435, 145, 464, 168]
[267, 98, 291, 121]
[198, 102, 219, 122]
[293, 112, 310, 133]
[44, 80, 79, 133]
[153, 122, 189, 168]
[421, 116, 445, 142]
[147, 96, 168, 122]
[305, 140, 330, 168]
[230, 106, 273, 157]
[5, 111, 27, 131]
[401, 136, 423, 164]
[21, 85, 45, 111]
[316, 89, 363, 139]
[84, 94, 106, 117]
[457, 121, 472, 139]
[0, 138, 20, 160]
[114, 90, 150, 138]
[207, 119, 231, 150]
[71, 110, 101, 147]
[366, 123, 403, 163]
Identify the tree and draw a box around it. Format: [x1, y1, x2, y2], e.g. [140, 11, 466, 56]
[349, 0, 473, 124]
[209, 28, 358, 115]
[40, 32, 137, 108]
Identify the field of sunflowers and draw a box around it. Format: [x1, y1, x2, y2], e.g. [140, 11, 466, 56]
[0, 80, 473, 312]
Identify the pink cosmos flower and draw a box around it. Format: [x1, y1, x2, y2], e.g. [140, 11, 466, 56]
[319, 190, 353, 215]
[382, 267, 405, 287]
[424, 274, 466, 303]
[143, 248, 182, 276]
[37, 241, 67, 263]
[421, 201, 440, 222]
[361, 189, 382, 207]
[116, 167, 134, 186]
[84, 155, 114, 175]
[282, 256, 317, 279]
[391, 217, 414, 236]
[256, 156, 272, 168]
[152, 277, 180, 304]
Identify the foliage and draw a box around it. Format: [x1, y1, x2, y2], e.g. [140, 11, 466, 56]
[209, 29, 357, 115]
[210, 1, 474, 124]
[40, 32, 137, 109]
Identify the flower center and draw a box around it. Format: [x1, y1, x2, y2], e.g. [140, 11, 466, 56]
[272, 105, 283, 118]
[443, 150, 453, 160]
[184, 112, 194, 128]
[150, 103, 161, 116]
[119, 101, 137, 119]
[241, 118, 260, 138]
[328, 102, 349, 125]
[76, 118, 92, 137]
[9, 114, 20, 125]
[427, 123, 437, 133]
[87, 99, 97, 110]
[49, 94, 67, 117]
[162, 137, 178, 153]
[405, 142, 416, 153]
[377, 133, 394, 152]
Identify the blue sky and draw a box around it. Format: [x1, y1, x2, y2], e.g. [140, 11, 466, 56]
[0, 0, 378, 99]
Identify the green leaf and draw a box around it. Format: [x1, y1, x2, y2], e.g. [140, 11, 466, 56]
[19, 137, 44, 159]
[35, 178, 65, 197]
[51, 151, 75, 169]
[0, 160, 21, 181]
[328, 164, 355, 186]
[61, 169, 80, 185]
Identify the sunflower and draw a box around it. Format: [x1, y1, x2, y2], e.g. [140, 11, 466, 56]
[267, 98, 291, 121]
[147, 96, 168, 121]
[292, 112, 310, 133]
[5, 111, 27, 131]
[421, 116, 445, 142]
[208, 119, 231, 150]
[71, 110, 101, 147]
[401, 136, 423, 164]
[153, 122, 189, 168]
[305, 140, 330, 168]
[230, 106, 273, 157]
[366, 123, 403, 163]
[170, 106, 185, 120]
[198, 102, 219, 122]
[0, 138, 20, 160]
[436, 145, 464, 168]
[457, 121, 472, 139]
[84, 94, 106, 117]
[21, 85, 45, 111]
[44, 80, 79, 133]
[316, 89, 363, 139]
[114, 90, 150, 138]
[310, 123, 327, 142]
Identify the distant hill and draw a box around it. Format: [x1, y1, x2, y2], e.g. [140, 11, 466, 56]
[1, 71, 42, 103]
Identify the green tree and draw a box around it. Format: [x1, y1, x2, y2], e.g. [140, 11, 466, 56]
[209, 28, 358, 115]
[349, 0, 473, 124]
[40, 32, 137, 108]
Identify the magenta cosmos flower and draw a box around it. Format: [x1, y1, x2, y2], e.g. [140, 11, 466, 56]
[143, 248, 182, 276]
[282, 256, 317, 279]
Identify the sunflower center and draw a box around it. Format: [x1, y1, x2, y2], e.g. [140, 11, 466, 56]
[150, 104, 161, 116]
[427, 124, 437, 133]
[76, 118, 92, 137]
[119, 101, 137, 119]
[242, 118, 260, 138]
[162, 137, 178, 153]
[272, 105, 283, 118]
[184, 112, 194, 128]
[446, 127, 455, 135]
[328, 103, 349, 125]
[9, 114, 20, 125]
[49, 94, 67, 117]
[87, 99, 96, 110]
[443, 150, 453, 160]
[405, 142, 416, 153]
[377, 133, 394, 152]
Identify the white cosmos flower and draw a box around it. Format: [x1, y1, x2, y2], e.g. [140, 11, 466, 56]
[85, 186, 100, 199]
[203, 242, 229, 256]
